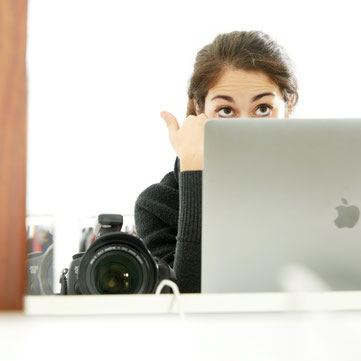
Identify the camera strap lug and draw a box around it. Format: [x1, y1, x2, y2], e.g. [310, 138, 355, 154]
[59, 268, 69, 295]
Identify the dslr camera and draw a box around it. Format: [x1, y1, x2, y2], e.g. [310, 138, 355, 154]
[60, 214, 176, 294]
[27, 244, 54, 295]
[27, 224, 54, 295]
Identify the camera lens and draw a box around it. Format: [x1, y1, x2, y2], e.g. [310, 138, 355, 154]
[92, 251, 143, 294]
[40, 244, 54, 294]
[27, 244, 54, 295]
[78, 235, 157, 294]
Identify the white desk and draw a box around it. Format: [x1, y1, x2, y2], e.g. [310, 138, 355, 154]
[24, 292, 361, 315]
[1, 293, 361, 361]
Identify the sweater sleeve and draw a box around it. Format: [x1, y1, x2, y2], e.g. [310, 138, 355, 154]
[173, 171, 202, 292]
[134, 163, 202, 293]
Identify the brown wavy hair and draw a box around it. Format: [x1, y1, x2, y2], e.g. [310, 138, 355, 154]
[186, 31, 299, 116]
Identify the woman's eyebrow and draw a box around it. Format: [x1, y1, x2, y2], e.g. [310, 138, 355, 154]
[210, 92, 276, 103]
[210, 95, 235, 103]
[252, 92, 275, 102]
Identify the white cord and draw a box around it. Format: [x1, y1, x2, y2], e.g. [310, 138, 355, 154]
[155, 279, 185, 322]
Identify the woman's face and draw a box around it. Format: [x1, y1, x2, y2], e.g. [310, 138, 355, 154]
[196, 68, 292, 118]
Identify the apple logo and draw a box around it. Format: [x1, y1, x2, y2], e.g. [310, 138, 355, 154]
[334, 198, 360, 228]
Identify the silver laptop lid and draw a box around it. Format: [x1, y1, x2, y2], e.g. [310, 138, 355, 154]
[202, 118, 361, 293]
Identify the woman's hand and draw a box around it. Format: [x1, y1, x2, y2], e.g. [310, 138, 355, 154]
[160, 111, 208, 171]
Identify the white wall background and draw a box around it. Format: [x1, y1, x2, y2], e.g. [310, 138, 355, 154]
[26, 0, 361, 291]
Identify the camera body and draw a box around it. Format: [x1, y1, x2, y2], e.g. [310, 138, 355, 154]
[60, 214, 176, 295]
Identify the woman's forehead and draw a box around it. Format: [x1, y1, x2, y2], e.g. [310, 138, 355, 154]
[207, 68, 281, 98]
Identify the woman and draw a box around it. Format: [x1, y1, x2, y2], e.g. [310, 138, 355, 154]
[134, 30, 299, 293]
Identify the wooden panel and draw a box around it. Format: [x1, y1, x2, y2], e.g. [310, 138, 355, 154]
[0, 0, 28, 310]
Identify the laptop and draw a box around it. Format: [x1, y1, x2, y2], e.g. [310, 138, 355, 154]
[201, 118, 361, 293]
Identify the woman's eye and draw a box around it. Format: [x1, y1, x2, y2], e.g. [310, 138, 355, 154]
[255, 104, 272, 116]
[217, 107, 234, 117]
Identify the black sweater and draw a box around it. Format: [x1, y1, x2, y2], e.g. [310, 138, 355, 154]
[134, 158, 202, 293]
